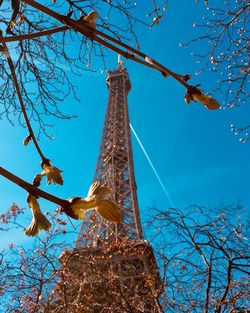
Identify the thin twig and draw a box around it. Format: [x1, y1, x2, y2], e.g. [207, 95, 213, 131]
[19, 0, 191, 90]
[1, 36, 47, 161]
[0, 26, 69, 43]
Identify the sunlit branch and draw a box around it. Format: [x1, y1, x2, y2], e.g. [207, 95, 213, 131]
[93, 28, 190, 87]
[0, 166, 70, 210]
[0, 25, 68, 43]
[19, 0, 194, 91]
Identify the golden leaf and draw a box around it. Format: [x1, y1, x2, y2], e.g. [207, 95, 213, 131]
[96, 200, 123, 223]
[87, 181, 111, 199]
[65, 182, 122, 222]
[25, 195, 51, 236]
[185, 87, 220, 110]
[192, 93, 220, 110]
[42, 159, 63, 185]
[67, 197, 86, 219]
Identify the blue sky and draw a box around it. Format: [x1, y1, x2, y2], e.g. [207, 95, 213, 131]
[0, 1, 249, 248]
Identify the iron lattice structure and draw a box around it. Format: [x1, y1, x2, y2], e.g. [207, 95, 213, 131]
[46, 67, 164, 313]
[76, 68, 143, 247]
[46, 240, 163, 313]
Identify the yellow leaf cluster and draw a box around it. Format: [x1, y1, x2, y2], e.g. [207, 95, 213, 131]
[42, 160, 63, 185]
[25, 195, 52, 237]
[184, 88, 220, 110]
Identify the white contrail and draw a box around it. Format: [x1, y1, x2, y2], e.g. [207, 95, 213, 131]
[130, 123, 175, 207]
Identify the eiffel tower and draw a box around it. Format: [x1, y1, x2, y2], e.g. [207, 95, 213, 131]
[46, 61, 164, 313]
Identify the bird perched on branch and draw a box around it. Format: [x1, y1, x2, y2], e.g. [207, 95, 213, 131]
[66, 181, 123, 223]
[78, 11, 99, 29]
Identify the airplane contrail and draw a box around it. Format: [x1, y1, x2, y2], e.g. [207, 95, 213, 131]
[130, 123, 175, 207]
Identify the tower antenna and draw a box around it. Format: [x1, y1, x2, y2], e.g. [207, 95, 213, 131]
[118, 53, 123, 69]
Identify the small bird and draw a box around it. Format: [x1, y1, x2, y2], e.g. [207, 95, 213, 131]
[78, 11, 99, 29]
[66, 181, 123, 223]
[25, 194, 52, 237]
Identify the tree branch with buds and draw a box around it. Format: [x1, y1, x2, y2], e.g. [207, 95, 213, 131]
[0, 0, 221, 111]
